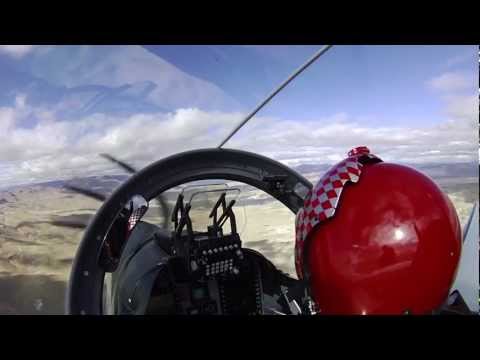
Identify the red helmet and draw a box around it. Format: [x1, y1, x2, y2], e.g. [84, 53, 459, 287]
[295, 146, 462, 315]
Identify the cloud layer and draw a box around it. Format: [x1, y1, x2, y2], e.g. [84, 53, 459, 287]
[0, 89, 477, 187]
[235, 94, 478, 165]
[0, 51, 478, 187]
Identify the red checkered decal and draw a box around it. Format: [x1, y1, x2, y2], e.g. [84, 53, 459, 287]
[294, 149, 381, 276]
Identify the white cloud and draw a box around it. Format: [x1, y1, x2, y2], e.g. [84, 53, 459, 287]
[0, 90, 477, 187]
[230, 97, 478, 166]
[15, 94, 27, 108]
[0, 102, 244, 185]
[428, 71, 470, 92]
[0, 45, 36, 58]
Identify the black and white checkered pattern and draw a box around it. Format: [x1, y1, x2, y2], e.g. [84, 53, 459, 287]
[128, 206, 148, 231]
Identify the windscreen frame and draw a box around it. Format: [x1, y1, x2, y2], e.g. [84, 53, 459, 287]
[67, 147, 313, 314]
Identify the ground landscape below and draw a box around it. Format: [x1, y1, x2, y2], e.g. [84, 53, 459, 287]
[0, 165, 477, 314]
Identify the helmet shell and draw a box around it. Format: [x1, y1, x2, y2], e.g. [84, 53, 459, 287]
[295, 147, 462, 314]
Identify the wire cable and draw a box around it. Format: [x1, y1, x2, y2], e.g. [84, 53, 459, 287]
[217, 45, 333, 148]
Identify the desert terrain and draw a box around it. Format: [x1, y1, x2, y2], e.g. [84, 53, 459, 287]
[0, 166, 477, 314]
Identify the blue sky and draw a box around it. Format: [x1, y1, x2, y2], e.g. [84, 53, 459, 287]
[0, 45, 478, 186]
[144, 45, 477, 126]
